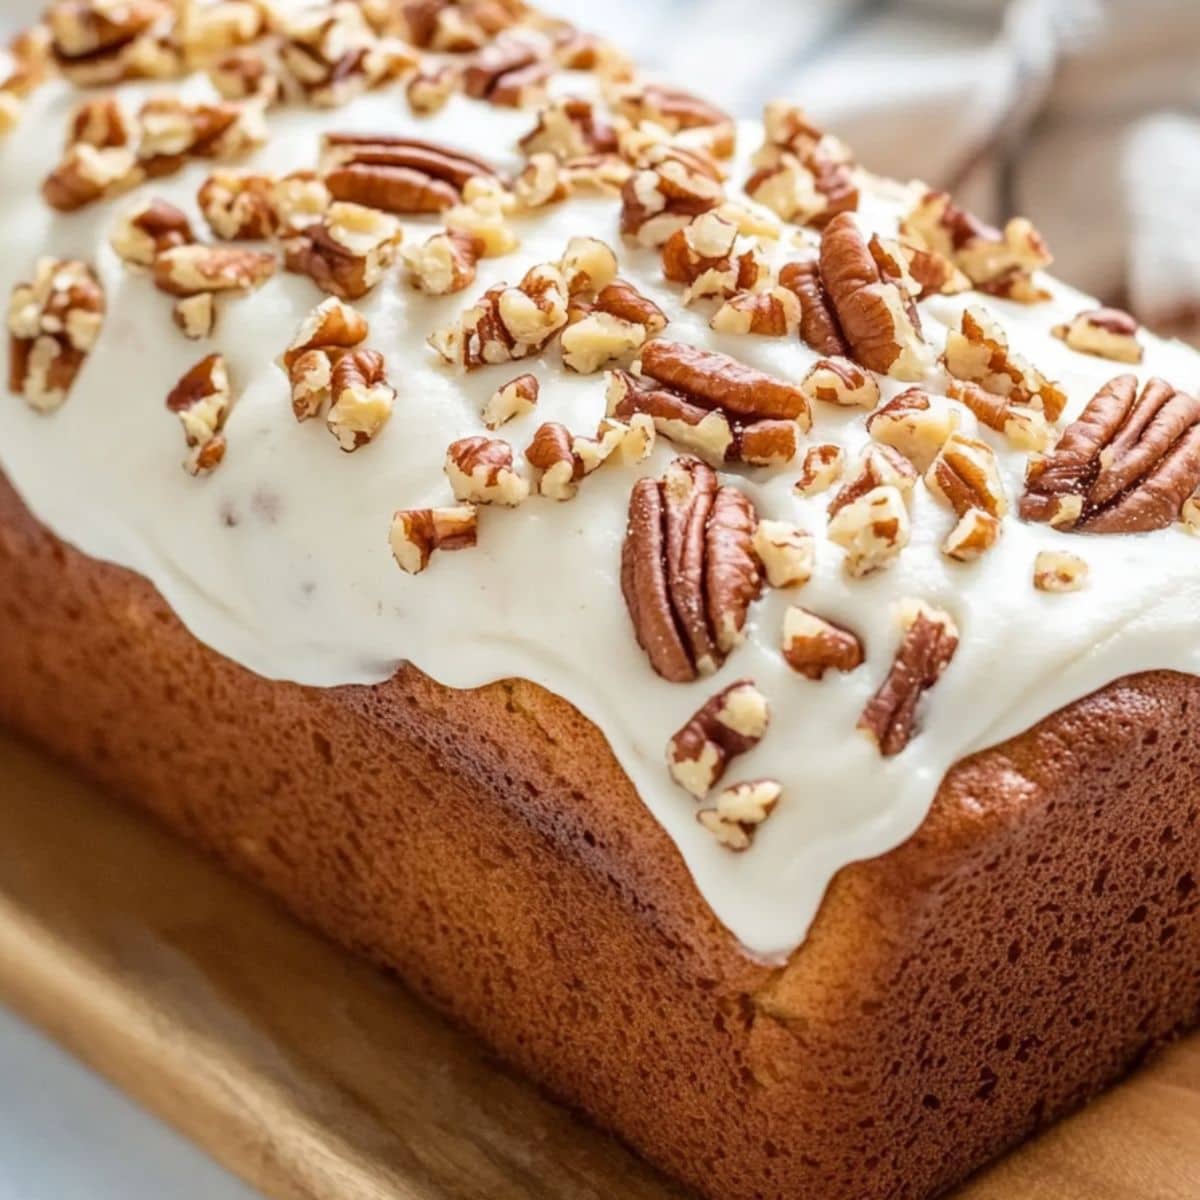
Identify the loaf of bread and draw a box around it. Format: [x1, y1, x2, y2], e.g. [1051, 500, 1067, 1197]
[3, 4, 1200, 1198]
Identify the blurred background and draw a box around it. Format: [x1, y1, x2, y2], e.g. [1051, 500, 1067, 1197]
[2, 0, 1199, 1197]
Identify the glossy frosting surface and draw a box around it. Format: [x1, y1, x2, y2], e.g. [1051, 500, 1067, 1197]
[3, 69, 1199, 961]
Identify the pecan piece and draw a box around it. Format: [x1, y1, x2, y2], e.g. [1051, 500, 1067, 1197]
[943, 306, 1065, 421]
[43, 144, 143, 212]
[519, 95, 617, 160]
[445, 436, 529, 505]
[198, 170, 279, 240]
[828, 444, 917, 518]
[165, 351, 231, 475]
[390, 505, 478, 574]
[799, 356, 879, 409]
[925, 433, 1007, 519]
[662, 211, 765, 304]
[901, 190, 1051, 302]
[429, 261, 568, 369]
[795, 442, 844, 497]
[865, 387, 959, 472]
[562, 279, 668, 374]
[827, 485, 911, 578]
[403, 229, 482, 295]
[1021, 374, 1200, 534]
[710, 287, 801, 337]
[7, 257, 105, 412]
[611, 82, 735, 158]
[406, 63, 459, 114]
[622, 457, 762, 682]
[1033, 549, 1088, 593]
[697, 779, 781, 851]
[282, 296, 370, 372]
[859, 601, 958, 755]
[620, 147, 724, 247]
[781, 607, 863, 680]
[752, 520, 814, 588]
[173, 293, 217, 341]
[942, 509, 1001, 562]
[818, 213, 929, 380]
[320, 132, 502, 214]
[1052, 307, 1143, 364]
[154, 244, 276, 297]
[559, 235, 619, 295]
[463, 33, 551, 107]
[67, 96, 131, 149]
[110, 197, 195, 267]
[482, 372, 538, 429]
[666, 680, 769, 796]
[283, 202, 401, 300]
[136, 96, 266, 174]
[326, 348, 396, 451]
[47, 0, 180, 86]
[526, 417, 652, 500]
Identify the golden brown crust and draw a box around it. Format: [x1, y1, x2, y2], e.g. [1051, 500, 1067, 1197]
[1, 469, 1198, 1200]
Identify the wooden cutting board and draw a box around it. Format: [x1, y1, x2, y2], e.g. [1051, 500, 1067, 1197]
[1, 730, 1198, 1200]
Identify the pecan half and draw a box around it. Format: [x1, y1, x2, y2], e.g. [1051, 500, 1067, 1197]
[901, 189, 1051, 303]
[390, 505, 478, 574]
[110, 197, 195, 266]
[283, 202, 401, 300]
[320, 132, 502, 214]
[666, 680, 769, 797]
[943, 306, 1065, 421]
[165, 351, 231, 475]
[817, 213, 929, 380]
[154, 244, 276, 296]
[697, 779, 781, 851]
[1021, 374, 1200, 534]
[7, 257, 105, 412]
[781, 607, 863, 680]
[463, 33, 551, 107]
[430, 261, 568, 370]
[859, 600, 959, 755]
[779, 258, 849, 357]
[445, 435, 529, 505]
[1052, 307, 1142, 364]
[622, 457, 762, 682]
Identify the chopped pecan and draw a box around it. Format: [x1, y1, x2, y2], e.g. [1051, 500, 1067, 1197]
[1021, 374, 1200, 534]
[154, 244, 276, 297]
[208, 46, 280, 103]
[514, 153, 569, 208]
[165, 351, 231, 475]
[67, 96, 131, 149]
[752, 520, 814, 588]
[795, 442, 844, 497]
[42, 144, 143, 212]
[781, 607, 863, 680]
[611, 81, 735, 158]
[817, 213, 929, 380]
[525, 415, 653, 499]
[661, 211, 765, 304]
[947, 379, 1053, 452]
[176, 0, 262, 65]
[827, 485, 911, 578]
[47, 0, 180, 86]
[173, 292, 217, 340]
[136, 96, 266, 174]
[399, 0, 521, 51]
[445, 435, 529, 505]
[561, 279, 667, 373]
[1052, 307, 1143, 364]
[429, 261, 568, 369]
[622, 457, 762, 683]
[607, 370, 734, 465]
[110, 197, 195, 266]
[519, 95, 617, 160]
[327, 348, 396, 451]
[278, 3, 412, 106]
[1033, 549, 1088, 592]
[320, 131, 501, 214]
[859, 600, 959, 755]
[943, 306, 1065, 421]
[390, 505, 478, 574]
[198, 170, 279, 240]
[282, 296, 370, 371]
[462, 32, 551, 106]
[444, 175, 518, 257]
[620, 147, 724, 247]
[925, 433, 1007, 518]
[666, 680, 769, 797]
[1182, 495, 1200, 536]
[283, 202, 401, 300]
[403, 229, 482, 295]
[941, 508, 1001, 562]
[697, 779, 781, 851]
[406, 62, 459, 114]
[559, 235, 618, 295]
[710, 286, 801, 337]
[271, 171, 332, 234]
[7, 257, 105, 412]
[779, 258, 849, 357]
[481, 372, 538, 429]
[828, 444, 917, 517]
[865, 387, 959, 472]
[799, 356, 879, 409]
[901, 189, 1051, 302]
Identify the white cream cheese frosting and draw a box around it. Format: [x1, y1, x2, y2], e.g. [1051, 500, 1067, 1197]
[3, 68, 1200, 962]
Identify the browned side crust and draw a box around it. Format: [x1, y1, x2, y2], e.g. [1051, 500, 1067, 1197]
[1, 468, 1198, 1200]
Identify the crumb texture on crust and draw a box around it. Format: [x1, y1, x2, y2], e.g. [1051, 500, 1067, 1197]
[3, 2, 1200, 961]
[1, 475, 1199, 1200]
